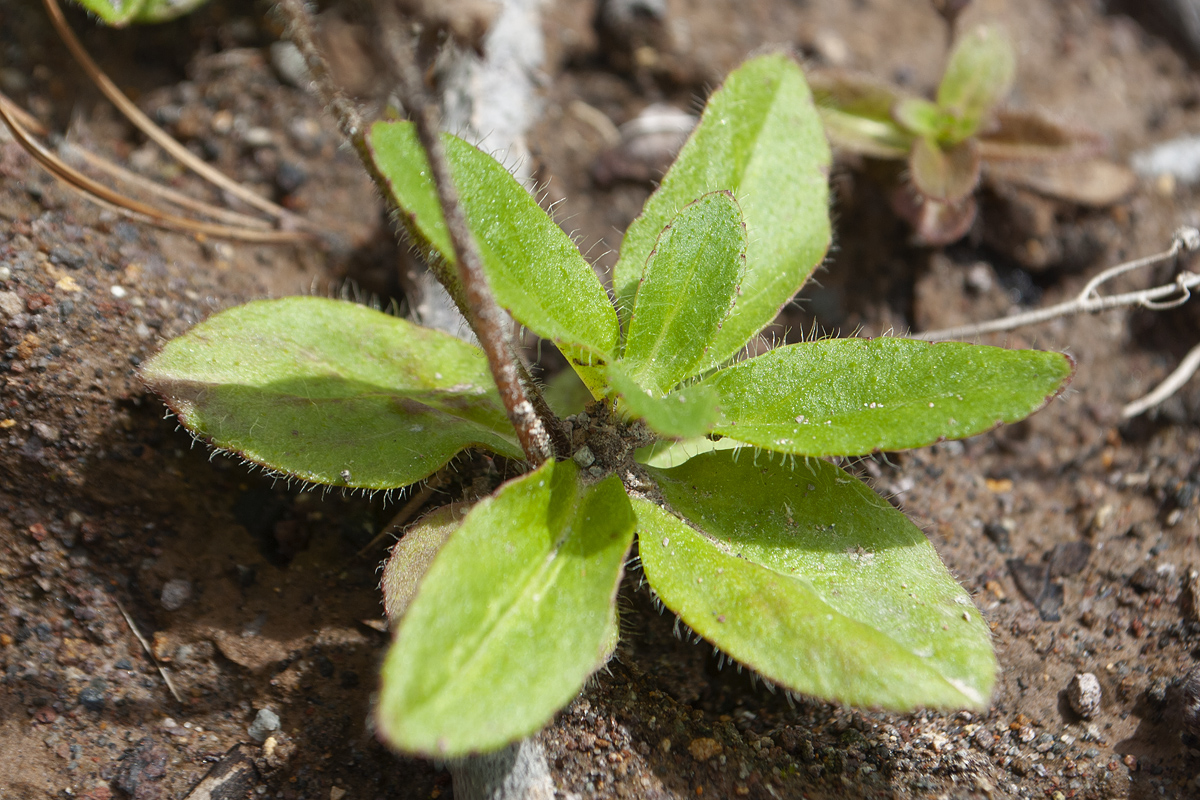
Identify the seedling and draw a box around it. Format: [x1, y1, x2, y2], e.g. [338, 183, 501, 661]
[812, 23, 1131, 244]
[142, 54, 1073, 756]
[68, 0, 211, 26]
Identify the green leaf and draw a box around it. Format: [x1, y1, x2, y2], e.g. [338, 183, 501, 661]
[608, 364, 719, 440]
[612, 54, 831, 370]
[368, 121, 618, 397]
[622, 191, 747, 393]
[382, 504, 470, 623]
[141, 297, 523, 490]
[891, 97, 950, 140]
[936, 24, 1015, 143]
[635, 436, 743, 469]
[637, 452, 996, 710]
[810, 70, 914, 159]
[816, 107, 914, 159]
[908, 137, 981, 203]
[71, 0, 210, 25]
[700, 337, 1073, 456]
[377, 460, 635, 756]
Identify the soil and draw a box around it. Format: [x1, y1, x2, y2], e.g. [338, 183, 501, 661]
[1, 1, 1199, 799]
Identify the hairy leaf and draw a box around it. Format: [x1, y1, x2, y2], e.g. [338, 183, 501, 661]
[141, 297, 523, 490]
[892, 97, 949, 141]
[937, 24, 1015, 143]
[701, 337, 1072, 456]
[612, 54, 831, 370]
[72, 0, 210, 25]
[382, 504, 470, 623]
[636, 452, 996, 709]
[810, 70, 914, 158]
[368, 121, 618, 397]
[377, 460, 634, 756]
[909, 137, 981, 203]
[622, 191, 747, 393]
[608, 364, 719, 440]
[635, 436, 743, 469]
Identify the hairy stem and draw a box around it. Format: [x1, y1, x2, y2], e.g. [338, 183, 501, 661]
[376, 5, 555, 465]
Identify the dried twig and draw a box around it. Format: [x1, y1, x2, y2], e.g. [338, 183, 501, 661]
[1122, 340, 1200, 418]
[278, 0, 563, 463]
[0, 94, 311, 243]
[914, 227, 1200, 418]
[41, 0, 313, 232]
[113, 596, 184, 704]
[913, 227, 1200, 341]
[375, 5, 554, 465]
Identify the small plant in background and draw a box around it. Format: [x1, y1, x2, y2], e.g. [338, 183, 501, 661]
[142, 51, 1075, 756]
[70, 0, 212, 26]
[812, 22, 1134, 245]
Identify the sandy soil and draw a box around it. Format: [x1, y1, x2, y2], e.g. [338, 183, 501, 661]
[1, 1, 1199, 798]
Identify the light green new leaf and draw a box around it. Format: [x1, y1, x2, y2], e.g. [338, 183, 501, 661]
[810, 70, 913, 160]
[368, 121, 618, 397]
[701, 337, 1072, 456]
[622, 191, 747, 393]
[141, 297, 523, 490]
[635, 436, 743, 469]
[377, 460, 634, 756]
[937, 24, 1015, 144]
[612, 54, 831, 370]
[637, 452, 996, 710]
[892, 97, 951, 141]
[608, 364, 719, 440]
[72, 0, 210, 25]
[909, 137, 981, 203]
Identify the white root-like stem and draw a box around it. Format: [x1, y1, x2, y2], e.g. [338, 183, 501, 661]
[913, 227, 1200, 342]
[914, 227, 1200, 417]
[1123, 340, 1200, 419]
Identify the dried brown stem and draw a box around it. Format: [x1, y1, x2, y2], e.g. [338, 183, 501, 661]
[376, 4, 554, 466]
[42, 0, 314, 232]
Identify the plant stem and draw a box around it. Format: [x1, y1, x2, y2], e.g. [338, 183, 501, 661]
[280, 0, 563, 463]
[376, 7, 556, 466]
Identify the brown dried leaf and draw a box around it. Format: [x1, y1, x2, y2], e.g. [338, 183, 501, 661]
[977, 110, 1106, 162]
[986, 159, 1136, 207]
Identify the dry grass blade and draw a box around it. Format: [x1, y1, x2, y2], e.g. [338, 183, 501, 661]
[62, 142, 275, 230]
[113, 596, 184, 704]
[0, 93, 313, 243]
[42, 0, 315, 233]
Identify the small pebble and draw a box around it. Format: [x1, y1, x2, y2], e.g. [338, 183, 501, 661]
[248, 708, 280, 743]
[160, 578, 193, 611]
[0, 290, 22, 319]
[78, 680, 107, 712]
[1068, 672, 1102, 719]
[572, 445, 596, 468]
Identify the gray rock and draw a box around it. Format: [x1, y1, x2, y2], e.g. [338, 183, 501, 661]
[160, 578, 193, 611]
[248, 708, 280, 743]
